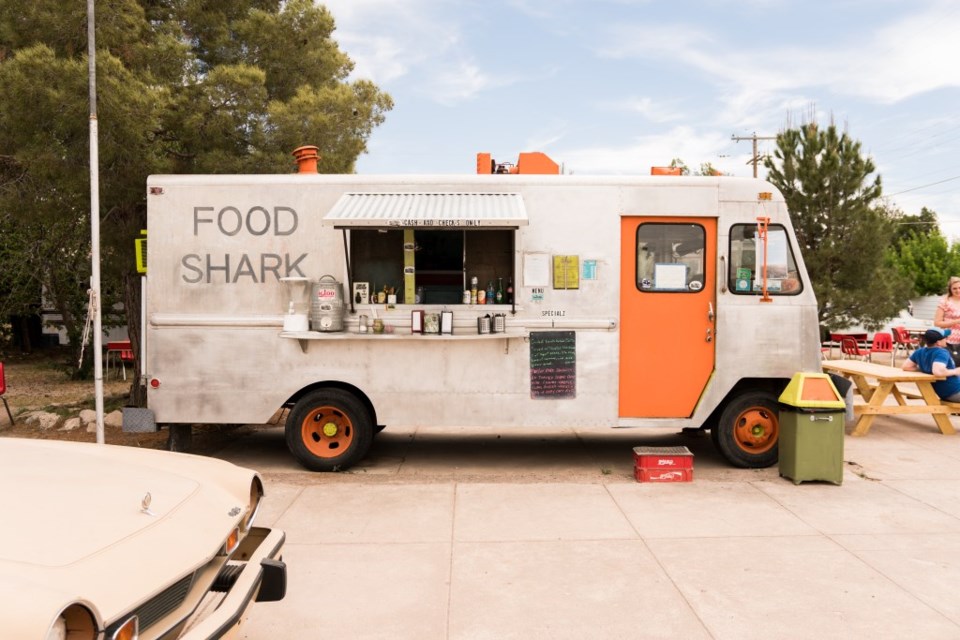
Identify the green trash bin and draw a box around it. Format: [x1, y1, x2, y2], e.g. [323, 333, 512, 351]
[778, 372, 846, 485]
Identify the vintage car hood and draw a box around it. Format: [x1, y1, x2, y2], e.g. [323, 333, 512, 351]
[0, 438, 259, 636]
[0, 439, 202, 567]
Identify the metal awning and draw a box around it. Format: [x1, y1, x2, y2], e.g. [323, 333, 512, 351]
[323, 192, 528, 228]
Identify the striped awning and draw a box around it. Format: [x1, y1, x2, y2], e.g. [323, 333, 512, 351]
[323, 192, 528, 228]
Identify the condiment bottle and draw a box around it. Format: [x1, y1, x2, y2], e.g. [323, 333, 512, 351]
[506, 277, 513, 304]
[495, 278, 503, 304]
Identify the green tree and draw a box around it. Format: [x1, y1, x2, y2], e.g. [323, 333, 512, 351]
[888, 227, 960, 296]
[0, 1, 392, 393]
[891, 205, 940, 247]
[763, 123, 914, 332]
[668, 158, 723, 176]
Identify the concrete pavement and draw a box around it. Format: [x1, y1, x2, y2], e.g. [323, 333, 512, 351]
[213, 412, 960, 639]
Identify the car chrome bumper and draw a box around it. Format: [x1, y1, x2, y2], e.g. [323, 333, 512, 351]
[181, 527, 286, 639]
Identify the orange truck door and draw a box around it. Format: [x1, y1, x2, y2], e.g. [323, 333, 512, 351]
[619, 217, 717, 417]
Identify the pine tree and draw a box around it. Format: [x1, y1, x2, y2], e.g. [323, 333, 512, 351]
[764, 123, 913, 333]
[0, 1, 392, 394]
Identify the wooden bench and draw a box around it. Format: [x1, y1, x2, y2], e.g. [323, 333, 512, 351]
[943, 401, 960, 413]
[821, 359, 956, 436]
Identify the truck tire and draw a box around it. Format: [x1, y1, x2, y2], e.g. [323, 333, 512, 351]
[712, 391, 779, 468]
[285, 389, 374, 471]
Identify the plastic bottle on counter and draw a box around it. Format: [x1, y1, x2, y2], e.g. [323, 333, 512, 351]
[486, 281, 495, 304]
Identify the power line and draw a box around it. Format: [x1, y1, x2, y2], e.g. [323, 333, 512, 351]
[887, 174, 960, 197]
[731, 133, 776, 178]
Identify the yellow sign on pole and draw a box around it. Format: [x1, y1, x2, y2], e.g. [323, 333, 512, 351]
[135, 229, 147, 274]
[403, 229, 416, 304]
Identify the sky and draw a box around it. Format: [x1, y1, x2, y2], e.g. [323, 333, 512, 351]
[320, 0, 960, 236]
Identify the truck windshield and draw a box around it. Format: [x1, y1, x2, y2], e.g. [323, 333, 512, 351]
[728, 223, 802, 295]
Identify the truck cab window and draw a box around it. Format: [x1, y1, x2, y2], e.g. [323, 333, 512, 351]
[728, 223, 802, 295]
[636, 223, 705, 292]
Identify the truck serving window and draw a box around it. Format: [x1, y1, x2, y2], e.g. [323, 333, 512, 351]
[636, 223, 705, 293]
[350, 228, 513, 304]
[728, 223, 802, 295]
[325, 192, 526, 306]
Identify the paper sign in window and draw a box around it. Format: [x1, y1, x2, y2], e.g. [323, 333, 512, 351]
[654, 263, 687, 289]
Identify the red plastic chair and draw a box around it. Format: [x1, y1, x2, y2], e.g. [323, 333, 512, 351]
[106, 340, 133, 380]
[867, 332, 895, 364]
[0, 362, 13, 426]
[840, 336, 868, 360]
[891, 326, 918, 359]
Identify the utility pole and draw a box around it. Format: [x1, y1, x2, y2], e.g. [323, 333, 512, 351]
[87, 0, 105, 444]
[731, 133, 776, 178]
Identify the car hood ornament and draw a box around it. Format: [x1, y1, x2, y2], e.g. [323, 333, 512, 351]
[141, 492, 155, 516]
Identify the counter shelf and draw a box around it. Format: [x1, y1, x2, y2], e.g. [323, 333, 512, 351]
[279, 328, 530, 354]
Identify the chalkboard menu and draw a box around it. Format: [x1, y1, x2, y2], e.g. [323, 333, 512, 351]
[530, 331, 576, 398]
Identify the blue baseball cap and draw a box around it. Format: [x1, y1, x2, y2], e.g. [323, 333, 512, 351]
[925, 328, 952, 344]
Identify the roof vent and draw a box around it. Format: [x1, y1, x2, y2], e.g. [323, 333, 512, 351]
[292, 145, 320, 174]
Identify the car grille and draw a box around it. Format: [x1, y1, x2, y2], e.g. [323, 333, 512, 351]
[105, 571, 196, 636]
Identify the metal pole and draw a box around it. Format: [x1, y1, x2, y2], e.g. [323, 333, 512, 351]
[731, 133, 776, 178]
[87, 0, 105, 444]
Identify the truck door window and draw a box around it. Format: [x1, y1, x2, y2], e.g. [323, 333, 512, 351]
[728, 223, 802, 295]
[636, 223, 705, 292]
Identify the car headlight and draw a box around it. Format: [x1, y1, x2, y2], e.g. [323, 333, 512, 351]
[46, 604, 99, 640]
[243, 476, 264, 531]
[221, 526, 241, 556]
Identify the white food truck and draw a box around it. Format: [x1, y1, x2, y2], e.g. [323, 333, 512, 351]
[129, 149, 821, 471]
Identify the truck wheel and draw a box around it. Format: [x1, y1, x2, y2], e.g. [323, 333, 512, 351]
[285, 389, 373, 471]
[712, 392, 779, 468]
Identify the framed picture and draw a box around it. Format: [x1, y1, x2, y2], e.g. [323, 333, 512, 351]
[440, 310, 453, 334]
[411, 310, 424, 333]
[424, 312, 440, 334]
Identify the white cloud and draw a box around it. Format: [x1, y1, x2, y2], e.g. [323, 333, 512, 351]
[600, 96, 686, 123]
[425, 60, 496, 106]
[322, 0, 464, 85]
[597, 5, 960, 108]
[556, 126, 746, 175]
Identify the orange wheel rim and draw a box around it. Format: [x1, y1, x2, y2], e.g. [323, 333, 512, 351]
[300, 405, 354, 458]
[732, 406, 778, 454]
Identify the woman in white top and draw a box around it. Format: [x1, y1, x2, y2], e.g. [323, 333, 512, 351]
[934, 276, 960, 364]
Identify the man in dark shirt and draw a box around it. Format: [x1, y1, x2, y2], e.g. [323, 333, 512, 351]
[903, 328, 960, 401]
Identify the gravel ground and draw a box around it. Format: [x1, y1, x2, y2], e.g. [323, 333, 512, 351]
[0, 348, 252, 451]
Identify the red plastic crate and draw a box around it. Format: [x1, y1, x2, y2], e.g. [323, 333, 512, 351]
[633, 446, 694, 482]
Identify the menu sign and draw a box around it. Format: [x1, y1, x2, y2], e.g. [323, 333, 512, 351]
[530, 331, 576, 399]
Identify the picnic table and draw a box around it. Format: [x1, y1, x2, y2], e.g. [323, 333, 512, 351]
[821, 359, 957, 437]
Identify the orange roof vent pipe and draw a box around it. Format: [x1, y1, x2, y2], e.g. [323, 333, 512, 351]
[292, 145, 320, 174]
[650, 166, 682, 176]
